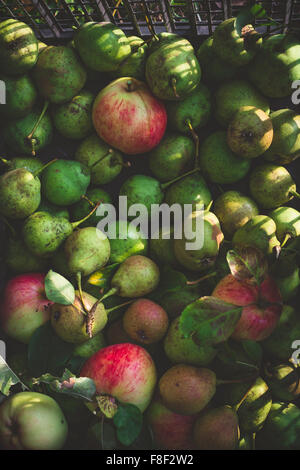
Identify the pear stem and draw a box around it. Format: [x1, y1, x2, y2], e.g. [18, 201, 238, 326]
[186, 271, 217, 286]
[170, 77, 179, 99]
[186, 119, 199, 169]
[27, 100, 49, 155]
[76, 272, 89, 316]
[81, 194, 96, 208]
[161, 168, 199, 190]
[0, 216, 16, 237]
[280, 233, 291, 248]
[206, 200, 213, 212]
[99, 287, 118, 302]
[106, 299, 134, 315]
[33, 158, 58, 178]
[90, 149, 113, 168]
[290, 189, 300, 200]
[71, 202, 100, 229]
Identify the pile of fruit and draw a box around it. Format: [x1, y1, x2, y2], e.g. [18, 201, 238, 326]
[0, 13, 299, 451]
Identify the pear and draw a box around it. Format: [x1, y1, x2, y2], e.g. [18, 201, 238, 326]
[51, 291, 107, 344]
[249, 163, 298, 209]
[148, 32, 194, 55]
[157, 286, 200, 319]
[263, 109, 300, 164]
[265, 363, 300, 402]
[112, 36, 148, 80]
[51, 247, 73, 280]
[213, 18, 261, 67]
[199, 131, 251, 184]
[107, 220, 148, 264]
[52, 89, 95, 139]
[196, 36, 237, 84]
[270, 254, 300, 301]
[0, 74, 37, 119]
[248, 34, 300, 98]
[164, 172, 212, 209]
[228, 106, 273, 159]
[5, 237, 48, 274]
[215, 79, 270, 127]
[73, 332, 106, 359]
[193, 406, 240, 450]
[148, 133, 194, 182]
[262, 305, 300, 361]
[109, 255, 160, 298]
[119, 174, 164, 215]
[150, 226, 179, 269]
[232, 215, 280, 255]
[174, 210, 224, 272]
[0, 167, 41, 219]
[38, 200, 69, 220]
[33, 45, 87, 104]
[164, 317, 217, 366]
[158, 365, 216, 415]
[213, 191, 259, 237]
[75, 134, 123, 185]
[70, 188, 112, 228]
[256, 402, 300, 450]
[64, 226, 110, 277]
[42, 159, 90, 206]
[165, 84, 211, 134]
[269, 206, 300, 242]
[1, 157, 43, 174]
[0, 19, 38, 74]
[74, 22, 131, 72]
[237, 377, 272, 433]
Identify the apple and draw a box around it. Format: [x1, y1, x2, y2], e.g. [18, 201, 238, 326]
[80, 343, 157, 412]
[0, 392, 68, 450]
[92, 77, 167, 155]
[146, 399, 196, 450]
[212, 275, 282, 341]
[0, 273, 53, 344]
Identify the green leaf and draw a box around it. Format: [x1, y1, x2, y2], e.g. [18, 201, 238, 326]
[226, 247, 268, 284]
[242, 340, 263, 366]
[235, 4, 267, 36]
[88, 263, 119, 290]
[28, 322, 74, 376]
[179, 296, 242, 346]
[0, 356, 28, 396]
[33, 369, 96, 401]
[113, 403, 143, 446]
[45, 270, 75, 305]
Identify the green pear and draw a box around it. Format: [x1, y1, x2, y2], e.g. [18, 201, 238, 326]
[0, 167, 41, 219]
[165, 84, 211, 134]
[174, 210, 224, 272]
[74, 22, 131, 72]
[42, 159, 90, 206]
[38, 200, 69, 220]
[52, 89, 94, 139]
[112, 36, 148, 80]
[237, 377, 272, 433]
[0, 74, 37, 119]
[164, 317, 216, 366]
[0, 19, 38, 74]
[232, 215, 280, 255]
[75, 134, 123, 185]
[265, 363, 300, 402]
[146, 40, 201, 100]
[215, 79, 270, 127]
[256, 402, 300, 450]
[262, 305, 300, 361]
[107, 220, 148, 264]
[150, 226, 179, 268]
[148, 32, 194, 55]
[199, 131, 251, 184]
[1, 156, 43, 174]
[51, 290, 107, 344]
[269, 206, 300, 242]
[156, 286, 200, 319]
[249, 164, 298, 209]
[194, 406, 240, 450]
[164, 171, 212, 209]
[110, 255, 160, 298]
[33, 45, 87, 104]
[148, 133, 194, 182]
[70, 187, 112, 228]
[213, 191, 259, 237]
[213, 18, 261, 67]
[263, 109, 300, 164]
[270, 254, 300, 301]
[51, 247, 73, 280]
[64, 226, 110, 277]
[73, 332, 106, 358]
[248, 34, 300, 98]
[119, 174, 164, 214]
[5, 237, 48, 274]
[3, 106, 53, 155]
[228, 106, 273, 159]
[196, 36, 237, 84]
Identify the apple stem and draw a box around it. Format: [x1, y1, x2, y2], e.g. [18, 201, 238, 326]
[27, 100, 49, 155]
[186, 271, 217, 286]
[0, 215, 16, 237]
[290, 189, 300, 200]
[71, 202, 100, 229]
[170, 77, 180, 99]
[32, 158, 58, 177]
[161, 167, 199, 190]
[106, 299, 134, 315]
[99, 287, 119, 302]
[126, 79, 134, 92]
[186, 119, 200, 169]
[280, 233, 291, 248]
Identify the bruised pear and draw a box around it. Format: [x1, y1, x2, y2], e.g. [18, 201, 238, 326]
[194, 406, 240, 450]
[51, 291, 107, 344]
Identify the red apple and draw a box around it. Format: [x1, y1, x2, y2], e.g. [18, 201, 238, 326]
[212, 275, 282, 341]
[80, 343, 157, 412]
[146, 399, 196, 450]
[92, 77, 167, 154]
[0, 273, 53, 344]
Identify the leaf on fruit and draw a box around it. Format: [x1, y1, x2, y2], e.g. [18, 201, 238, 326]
[28, 322, 74, 376]
[45, 270, 75, 305]
[235, 4, 267, 36]
[113, 403, 143, 446]
[226, 247, 268, 284]
[179, 296, 242, 346]
[241, 340, 263, 367]
[96, 395, 118, 419]
[88, 263, 119, 289]
[33, 369, 96, 401]
[0, 356, 28, 396]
